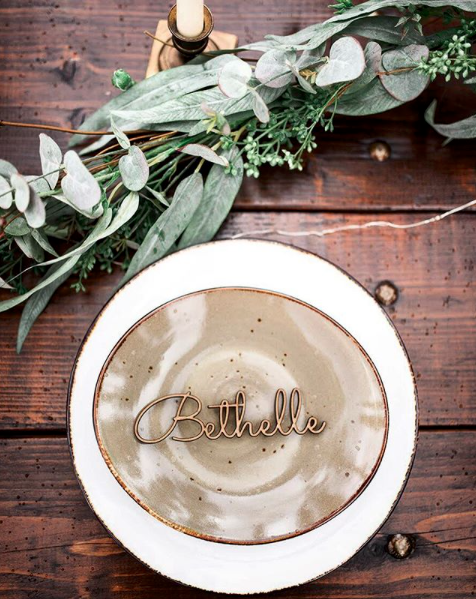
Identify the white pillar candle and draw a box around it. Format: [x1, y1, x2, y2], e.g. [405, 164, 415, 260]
[176, 0, 204, 38]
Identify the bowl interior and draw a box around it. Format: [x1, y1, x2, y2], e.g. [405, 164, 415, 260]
[94, 287, 388, 544]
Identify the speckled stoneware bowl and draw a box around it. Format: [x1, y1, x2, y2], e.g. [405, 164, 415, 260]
[94, 288, 388, 544]
[69, 239, 417, 594]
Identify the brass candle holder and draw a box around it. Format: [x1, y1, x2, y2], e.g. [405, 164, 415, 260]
[168, 4, 214, 58]
[145, 4, 238, 77]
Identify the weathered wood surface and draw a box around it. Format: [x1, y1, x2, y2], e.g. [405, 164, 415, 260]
[1, 212, 475, 429]
[1, 0, 475, 597]
[0, 0, 475, 211]
[0, 431, 474, 599]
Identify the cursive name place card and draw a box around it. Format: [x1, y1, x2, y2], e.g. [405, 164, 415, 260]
[134, 388, 326, 444]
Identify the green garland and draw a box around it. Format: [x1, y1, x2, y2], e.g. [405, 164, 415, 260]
[1, 0, 476, 351]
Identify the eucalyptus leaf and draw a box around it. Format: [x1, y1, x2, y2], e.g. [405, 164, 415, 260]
[266, 19, 357, 51]
[11, 173, 30, 212]
[61, 150, 102, 216]
[180, 144, 229, 166]
[327, 0, 476, 23]
[14, 234, 45, 263]
[186, 106, 231, 136]
[343, 16, 424, 45]
[70, 56, 236, 146]
[24, 187, 46, 229]
[200, 104, 216, 118]
[16, 261, 76, 352]
[346, 42, 382, 96]
[289, 62, 317, 94]
[0, 159, 18, 178]
[315, 37, 365, 87]
[4, 216, 30, 237]
[0, 277, 13, 290]
[145, 186, 170, 208]
[126, 240, 140, 251]
[255, 50, 296, 88]
[380, 44, 429, 101]
[251, 90, 270, 123]
[465, 75, 476, 94]
[185, 109, 247, 136]
[425, 26, 461, 50]
[112, 85, 285, 127]
[296, 46, 326, 69]
[52, 192, 103, 219]
[110, 115, 131, 150]
[219, 59, 252, 99]
[265, 22, 326, 47]
[122, 173, 203, 284]
[65, 195, 136, 259]
[294, 70, 317, 94]
[187, 121, 208, 136]
[0, 174, 13, 209]
[178, 149, 243, 248]
[25, 175, 51, 195]
[39, 133, 62, 190]
[266, 0, 476, 50]
[31, 229, 58, 256]
[336, 77, 404, 115]
[240, 40, 284, 52]
[0, 254, 81, 313]
[425, 100, 476, 139]
[119, 146, 149, 191]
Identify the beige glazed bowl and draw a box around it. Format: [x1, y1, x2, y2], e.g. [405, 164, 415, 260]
[94, 287, 388, 544]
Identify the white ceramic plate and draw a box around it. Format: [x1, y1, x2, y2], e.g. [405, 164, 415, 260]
[68, 239, 418, 594]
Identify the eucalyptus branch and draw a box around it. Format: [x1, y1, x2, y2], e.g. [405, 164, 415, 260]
[1, 1, 476, 352]
[0, 119, 142, 137]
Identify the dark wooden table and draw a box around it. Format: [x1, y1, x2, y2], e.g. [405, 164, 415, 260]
[1, 1, 475, 597]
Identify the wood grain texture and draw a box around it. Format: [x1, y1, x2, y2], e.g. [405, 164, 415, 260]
[1, 1, 475, 596]
[0, 0, 475, 210]
[0, 431, 474, 598]
[1, 212, 475, 430]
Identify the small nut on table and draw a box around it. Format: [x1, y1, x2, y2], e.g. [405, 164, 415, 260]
[369, 141, 391, 162]
[375, 280, 399, 307]
[387, 533, 415, 559]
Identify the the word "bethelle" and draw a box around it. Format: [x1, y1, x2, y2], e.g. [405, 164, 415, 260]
[133, 388, 326, 443]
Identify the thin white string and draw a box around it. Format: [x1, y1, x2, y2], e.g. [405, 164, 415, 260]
[228, 198, 476, 240]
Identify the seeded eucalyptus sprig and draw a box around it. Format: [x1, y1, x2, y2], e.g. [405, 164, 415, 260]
[1, 0, 476, 351]
[419, 18, 476, 80]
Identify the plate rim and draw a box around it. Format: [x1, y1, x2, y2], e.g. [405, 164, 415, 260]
[67, 238, 419, 594]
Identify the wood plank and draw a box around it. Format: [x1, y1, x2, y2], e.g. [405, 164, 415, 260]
[0, 1, 475, 211]
[0, 430, 474, 598]
[1, 212, 475, 430]
[239, 106, 476, 212]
